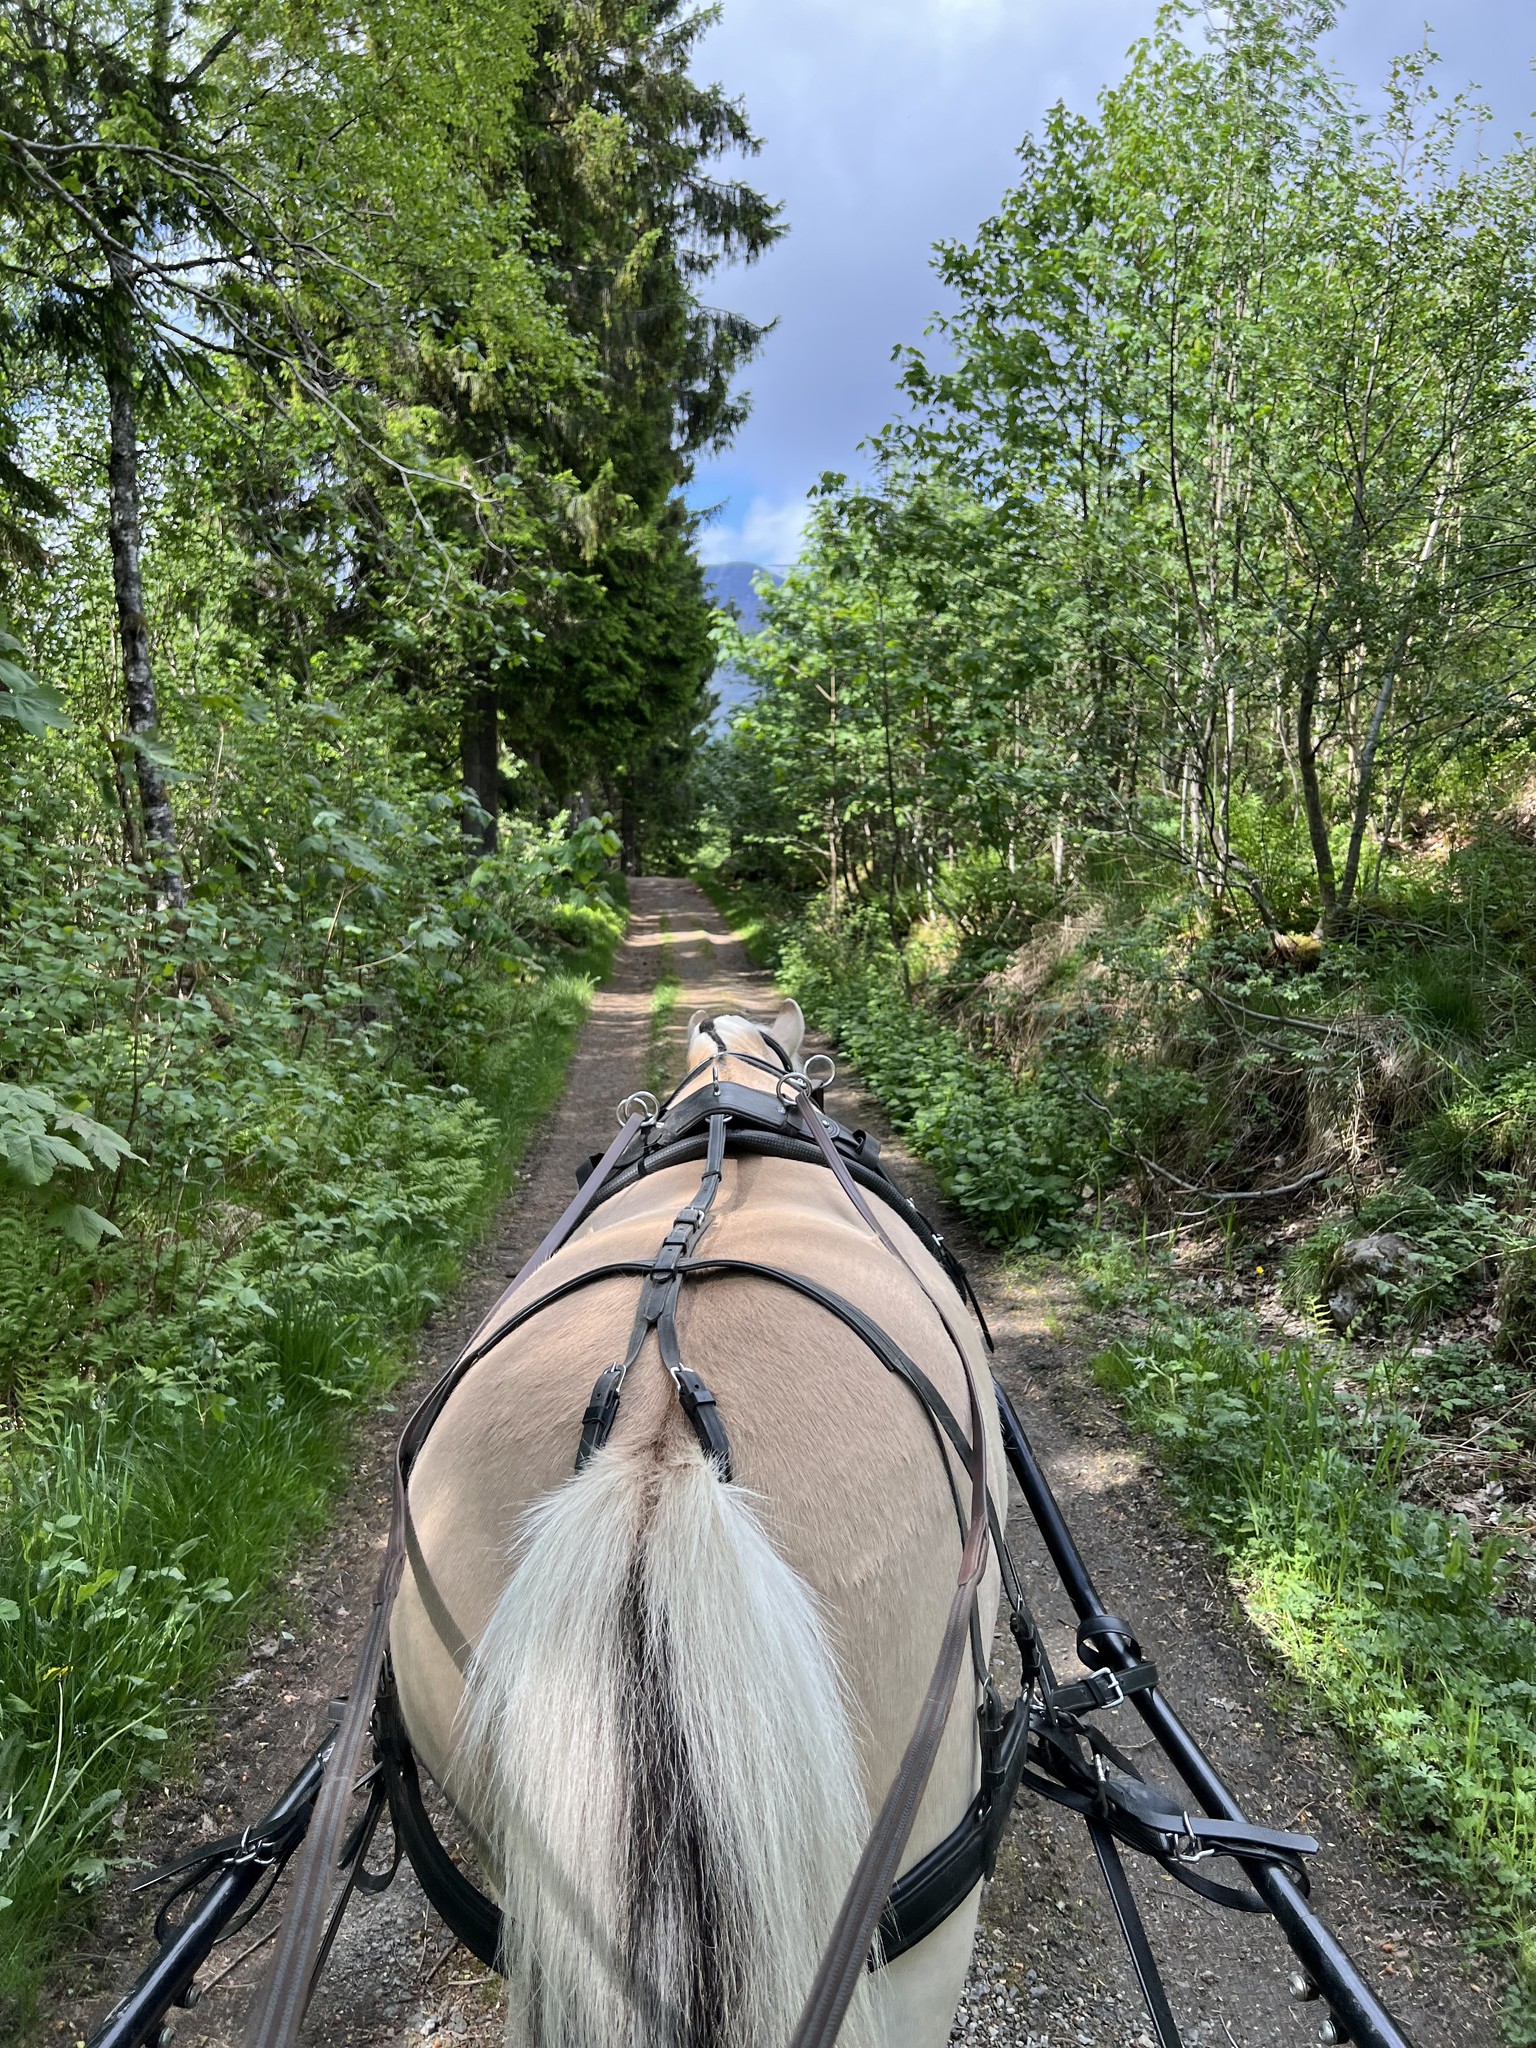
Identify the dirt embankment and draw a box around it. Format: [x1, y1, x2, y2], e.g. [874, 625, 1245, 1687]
[62, 878, 1497, 2048]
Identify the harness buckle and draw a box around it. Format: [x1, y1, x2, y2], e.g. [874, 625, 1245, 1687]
[232, 1822, 276, 1869]
[1097, 1669, 1126, 1711]
[1175, 1812, 1216, 1864]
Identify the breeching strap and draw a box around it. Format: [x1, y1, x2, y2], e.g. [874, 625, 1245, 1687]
[783, 1074, 996, 2048]
[242, 1111, 649, 2048]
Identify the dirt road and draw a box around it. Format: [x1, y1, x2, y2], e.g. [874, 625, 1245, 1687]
[64, 878, 1498, 2048]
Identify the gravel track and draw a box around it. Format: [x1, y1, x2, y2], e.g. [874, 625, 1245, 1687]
[61, 879, 1498, 2048]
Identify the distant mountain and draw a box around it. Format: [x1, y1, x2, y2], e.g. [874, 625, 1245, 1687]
[705, 560, 777, 633]
[703, 561, 780, 728]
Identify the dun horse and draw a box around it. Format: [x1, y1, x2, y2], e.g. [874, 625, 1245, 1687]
[390, 1002, 1006, 2048]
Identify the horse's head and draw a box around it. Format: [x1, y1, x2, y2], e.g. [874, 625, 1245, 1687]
[685, 999, 806, 1090]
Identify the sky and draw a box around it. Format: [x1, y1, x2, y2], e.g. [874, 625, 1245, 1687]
[687, 0, 1535, 569]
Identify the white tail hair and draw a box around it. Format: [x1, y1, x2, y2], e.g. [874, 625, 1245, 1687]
[458, 1445, 885, 2048]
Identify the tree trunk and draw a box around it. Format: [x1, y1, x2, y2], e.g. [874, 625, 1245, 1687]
[106, 353, 184, 908]
[1296, 657, 1337, 937]
[459, 682, 499, 853]
[1332, 481, 1449, 929]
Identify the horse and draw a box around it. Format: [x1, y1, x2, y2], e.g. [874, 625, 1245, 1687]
[389, 1000, 1006, 2048]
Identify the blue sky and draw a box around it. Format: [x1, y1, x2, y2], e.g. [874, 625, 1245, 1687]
[688, 0, 1535, 568]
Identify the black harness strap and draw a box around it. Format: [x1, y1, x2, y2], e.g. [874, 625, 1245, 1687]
[577, 1112, 734, 1475]
[1090, 1822, 1183, 2048]
[581, 1076, 994, 1352]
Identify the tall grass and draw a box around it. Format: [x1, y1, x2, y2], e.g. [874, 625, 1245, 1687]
[0, 923, 619, 2023]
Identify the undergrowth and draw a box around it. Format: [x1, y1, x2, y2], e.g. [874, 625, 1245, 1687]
[1093, 1307, 1536, 2036]
[0, 934, 616, 2017]
[0, 708, 625, 2020]
[697, 876, 1099, 1244]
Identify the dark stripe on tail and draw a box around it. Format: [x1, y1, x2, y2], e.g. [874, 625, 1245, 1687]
[623, 1560, 748, 2048]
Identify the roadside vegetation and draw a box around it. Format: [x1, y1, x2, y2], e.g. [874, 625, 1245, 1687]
[0, 0, 775, 2019]
[700, 5, 1536, 2032]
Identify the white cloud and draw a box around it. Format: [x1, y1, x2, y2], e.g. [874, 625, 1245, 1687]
[695, 494, 811, 569]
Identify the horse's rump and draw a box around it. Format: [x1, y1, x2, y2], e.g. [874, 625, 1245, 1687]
[392, 1144, 1003, 2047]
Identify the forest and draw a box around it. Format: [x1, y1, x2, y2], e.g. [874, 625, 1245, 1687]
[4, 0, 1536, 2036]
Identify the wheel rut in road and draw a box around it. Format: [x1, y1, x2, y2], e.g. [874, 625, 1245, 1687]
[66, 878, 1497, 2048]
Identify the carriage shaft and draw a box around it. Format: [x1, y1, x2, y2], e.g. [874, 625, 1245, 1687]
[995, 1381, 1414, 2048]
[86, 1742, 330, 2048]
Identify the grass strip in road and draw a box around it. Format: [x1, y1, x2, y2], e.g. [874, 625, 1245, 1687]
[0, 912, 622, 2026]
[692, 870, 786, 972]
[647, 917, 682, 1098]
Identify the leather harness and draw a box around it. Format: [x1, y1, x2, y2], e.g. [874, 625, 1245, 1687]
[245, 1028, 1319, 2048]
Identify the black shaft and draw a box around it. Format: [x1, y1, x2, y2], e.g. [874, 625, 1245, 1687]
[88, 1746, 329, 2048]
[995, 1381, 1415, 2048]
[1088, 1819, 1184, 2048]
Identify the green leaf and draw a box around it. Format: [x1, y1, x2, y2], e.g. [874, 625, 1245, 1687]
[0, 1601, 19, 1624]
[4, 1129, 80, 1186]
[49, 1203, 124, 1248]
[51, 1108, 139, 1172]
[0, 656, 69, 736]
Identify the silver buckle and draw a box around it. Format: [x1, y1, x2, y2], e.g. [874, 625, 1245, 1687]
[1176, 1812, 1215, 1863]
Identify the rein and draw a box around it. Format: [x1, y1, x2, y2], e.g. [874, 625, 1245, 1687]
[243, 1108, 651, 2048]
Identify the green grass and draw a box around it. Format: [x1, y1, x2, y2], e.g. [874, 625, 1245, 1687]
[1094, 1306, 1536, 2040]
[0, 916, 621, 2026]
[691, 865, 791, 970]
[647, 917, 682, 1098]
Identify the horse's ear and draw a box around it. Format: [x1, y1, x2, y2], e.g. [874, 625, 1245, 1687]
[772, 999, 805, 1061]
[687, 1009, 711, 1038]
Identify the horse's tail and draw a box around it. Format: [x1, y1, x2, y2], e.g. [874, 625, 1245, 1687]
[459, 1443, 884, 2048]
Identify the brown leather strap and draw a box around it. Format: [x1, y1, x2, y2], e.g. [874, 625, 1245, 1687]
[787, 1076, 996, 2048]
[243, 1111, 648, 2048]
[789, 1332, 992, 2048]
